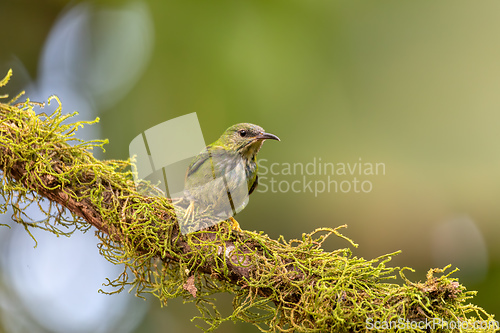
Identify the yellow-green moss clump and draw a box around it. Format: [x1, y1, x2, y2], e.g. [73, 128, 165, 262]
[0, 70, 498, 332]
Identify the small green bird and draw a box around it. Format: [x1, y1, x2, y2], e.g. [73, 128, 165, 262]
[183, 123, 280, 231]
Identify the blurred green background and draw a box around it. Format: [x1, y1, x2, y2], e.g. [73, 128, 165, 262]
[1, 0, 499, 332]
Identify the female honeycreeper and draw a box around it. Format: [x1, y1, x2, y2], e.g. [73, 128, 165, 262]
[183, 123, 280, 231]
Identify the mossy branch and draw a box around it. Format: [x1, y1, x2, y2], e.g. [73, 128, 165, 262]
[0, 71, 498, 332]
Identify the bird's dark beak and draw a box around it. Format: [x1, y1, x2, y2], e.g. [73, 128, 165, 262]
[256, 132, 280, 141]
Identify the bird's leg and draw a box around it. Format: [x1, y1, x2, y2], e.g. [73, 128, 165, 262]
[229, 216, 242, 232]
[171, 197, 183, 205]
[183, 201, 195, 224]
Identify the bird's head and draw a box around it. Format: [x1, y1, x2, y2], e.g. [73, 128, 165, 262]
[216, 123, 280, 160]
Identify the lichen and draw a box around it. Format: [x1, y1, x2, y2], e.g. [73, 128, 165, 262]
[0, 70, 498, 332]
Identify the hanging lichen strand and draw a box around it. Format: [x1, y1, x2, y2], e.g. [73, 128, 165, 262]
[0, 71, 497, 332]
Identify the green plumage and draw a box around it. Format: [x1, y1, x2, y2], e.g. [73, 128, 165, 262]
[184, 123, 279, 218]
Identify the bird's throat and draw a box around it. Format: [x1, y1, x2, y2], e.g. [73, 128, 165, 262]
[241, 140, 264, 161]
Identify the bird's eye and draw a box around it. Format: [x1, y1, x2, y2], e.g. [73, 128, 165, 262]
[239, 130, 247, 137]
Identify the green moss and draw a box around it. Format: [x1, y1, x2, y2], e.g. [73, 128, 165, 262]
[0, 70, 497, 332]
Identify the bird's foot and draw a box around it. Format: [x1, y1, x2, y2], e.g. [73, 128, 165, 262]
[171, 197, 183, 205]
[183, 201, 195, 225]
[229, 216, 242, 232]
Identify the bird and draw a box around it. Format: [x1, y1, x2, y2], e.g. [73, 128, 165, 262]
[181, 123, 280, 232]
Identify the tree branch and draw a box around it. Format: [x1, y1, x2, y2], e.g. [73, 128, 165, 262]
[0, 73, 497, 332]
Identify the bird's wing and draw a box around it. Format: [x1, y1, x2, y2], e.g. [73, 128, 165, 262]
[248, 174, 258, 195]
[185, 146, 241, 183]
[185, 147, 211, 182]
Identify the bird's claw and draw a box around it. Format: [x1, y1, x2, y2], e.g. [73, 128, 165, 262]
[183, 201, 195, 225]
[171, 197, 183, 205]
[229, 216, 242, 232]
